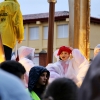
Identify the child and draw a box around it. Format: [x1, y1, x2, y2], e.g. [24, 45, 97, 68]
[46, 46, 89, 87]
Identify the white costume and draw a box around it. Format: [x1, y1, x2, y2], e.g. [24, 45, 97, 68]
[12, 46, 35, 87]
[46, 49, 89, 86]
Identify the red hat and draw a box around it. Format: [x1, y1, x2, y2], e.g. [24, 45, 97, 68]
[57, 46, 72, 55]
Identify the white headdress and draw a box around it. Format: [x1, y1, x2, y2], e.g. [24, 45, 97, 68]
[53, 49, 59, 61]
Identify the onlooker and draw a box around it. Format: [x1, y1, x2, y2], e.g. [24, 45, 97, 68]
[0, 60, 26, 81]
[0, 0, 24, 60]
[43, 78, 78, 100]
[46, 46, 89, 87]
[94, 44, 100, 58]
[28, 66, 50, 100]
[78, 53, 100, 100]
[0, 69, 31, 100]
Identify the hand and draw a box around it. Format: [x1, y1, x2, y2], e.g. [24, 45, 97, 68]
[68, 47, 73, 51]
[18, 40, 22, 44]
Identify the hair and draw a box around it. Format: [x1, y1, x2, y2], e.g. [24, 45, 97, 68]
[0, 60, 26, 79]
[43, 78, 78, 100]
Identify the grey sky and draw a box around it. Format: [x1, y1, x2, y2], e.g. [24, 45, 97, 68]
[0, 0, 100, 18]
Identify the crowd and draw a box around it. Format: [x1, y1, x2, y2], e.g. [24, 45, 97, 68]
[0, 0, 100, 100]
[0, 44, 100, 100]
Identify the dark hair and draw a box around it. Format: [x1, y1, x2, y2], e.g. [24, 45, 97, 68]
[0, 60, 26, 79]
[43, 78, 78, 100]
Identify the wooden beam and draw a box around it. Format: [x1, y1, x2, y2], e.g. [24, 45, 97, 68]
[47, 0, 56, 64]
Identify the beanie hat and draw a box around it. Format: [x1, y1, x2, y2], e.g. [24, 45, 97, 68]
[57, 46, 72, 55]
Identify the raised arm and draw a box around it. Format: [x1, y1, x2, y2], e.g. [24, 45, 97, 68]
[72, 49, 85, 65]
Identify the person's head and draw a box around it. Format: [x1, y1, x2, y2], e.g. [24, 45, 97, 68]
[43, 78, 78, 100]
[57, 46, 72, 61]
[28, 66, 50, 92]
[0, 60, 26, 81]
[0, 69, 32, 100]
[94, 44, 100, 57]
[18, 46, 35, 61]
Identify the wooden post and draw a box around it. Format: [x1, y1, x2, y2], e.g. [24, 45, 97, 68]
[68, 0, 74, 47]
[74, 0, 90, 60]
[47, 0, 56, 64]
[0, 33, 5, 63]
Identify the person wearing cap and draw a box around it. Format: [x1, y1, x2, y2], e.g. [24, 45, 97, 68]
[0, 0, 24, 60]
[46, 46, 89, 87]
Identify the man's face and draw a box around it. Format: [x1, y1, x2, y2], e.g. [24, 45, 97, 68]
[59, 51, 70, 61]
[38, 72, 48, 86]
[94, 49, 100, 57]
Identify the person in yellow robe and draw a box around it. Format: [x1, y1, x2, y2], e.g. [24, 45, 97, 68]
[0, 0, 24, 60]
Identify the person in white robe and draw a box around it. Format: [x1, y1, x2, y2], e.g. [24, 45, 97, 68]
[18, 46, 35, 87]
[46, 46, 89, 87]
[11, 46, 35, 87]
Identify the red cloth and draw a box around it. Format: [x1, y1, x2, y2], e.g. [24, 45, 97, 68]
[57, 46, 72, 55]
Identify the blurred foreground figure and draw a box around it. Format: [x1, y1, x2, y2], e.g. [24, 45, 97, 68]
[0, 69, 31, 100]
[78, 53, 100, 100]
[0, 60, 26, 81]
[0, 0, 24, 60]
[43, 78, 78, 100]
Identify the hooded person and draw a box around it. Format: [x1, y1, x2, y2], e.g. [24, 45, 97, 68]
[78, 53, 100, 100]
[46, 46, 89, 87]
[28, 66, 50, 100]
[0, 69, 31, 100]
[0, 0, 24, 60]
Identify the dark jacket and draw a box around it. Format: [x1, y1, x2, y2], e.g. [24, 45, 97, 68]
[28, 66, 50, 99]
[78, 53, 100, 100]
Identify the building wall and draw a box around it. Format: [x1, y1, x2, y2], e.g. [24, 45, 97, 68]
[17, 20, 100, 62]
[90, 23, 100, 59]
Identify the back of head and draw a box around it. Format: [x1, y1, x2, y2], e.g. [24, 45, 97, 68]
[78, 53, 100, 100]
[43, 78, 78, 100]
[0, 69, 31, 100]
[0, 60, 26, 79]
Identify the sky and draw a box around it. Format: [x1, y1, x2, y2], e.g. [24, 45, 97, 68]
[0, 0, 100, 18]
